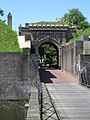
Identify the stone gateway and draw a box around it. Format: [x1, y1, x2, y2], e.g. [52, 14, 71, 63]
[19, 23, 76, 68]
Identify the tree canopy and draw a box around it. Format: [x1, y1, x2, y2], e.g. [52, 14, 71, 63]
[59, 8, 90, 30]
[0, 8, 4, 19]
[0, 8, 5, 22]
[39, 44, 57, 66]
[0, 8, 4, 16]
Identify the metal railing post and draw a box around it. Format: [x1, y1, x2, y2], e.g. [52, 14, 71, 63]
[38, 80, 43, 120]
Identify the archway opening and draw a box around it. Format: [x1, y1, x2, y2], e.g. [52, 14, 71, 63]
[38, 42, 58, 69]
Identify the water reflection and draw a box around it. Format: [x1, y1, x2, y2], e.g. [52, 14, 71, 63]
[0, 101, 25, 120]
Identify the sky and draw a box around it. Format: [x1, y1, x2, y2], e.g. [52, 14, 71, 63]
[0, 0, 90, 31]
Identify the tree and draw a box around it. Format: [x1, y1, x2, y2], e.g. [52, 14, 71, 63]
[77, 21, 90, 30]
[39, 44, 57, 66]
[0, 8, 4, 16]
[0, 8, 5, 21]
[60, 8, 90, 30]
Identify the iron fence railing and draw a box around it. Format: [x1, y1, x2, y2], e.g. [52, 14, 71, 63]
[38, 80, 42, 120]
[80, 62, 90, 87]
[38, 81, 60, 120]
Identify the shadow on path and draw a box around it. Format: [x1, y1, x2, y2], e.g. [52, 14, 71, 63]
[39, 68, 57, 83]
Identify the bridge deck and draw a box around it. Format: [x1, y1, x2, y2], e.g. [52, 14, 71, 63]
[46, 83, 90, 120]
[40, 69, 90, 120]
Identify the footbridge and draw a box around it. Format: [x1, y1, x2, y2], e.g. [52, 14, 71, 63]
[25, 69, 90, 120]
[18, 23, 90, 119]
[0, 23, 90, 119]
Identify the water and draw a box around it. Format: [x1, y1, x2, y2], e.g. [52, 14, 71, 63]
[0, 101, 25, 120]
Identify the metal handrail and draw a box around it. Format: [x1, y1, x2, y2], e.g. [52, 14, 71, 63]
[38, 80, 42, 120]
[80, 62, 90, 86]
[44, 84, 60, 120]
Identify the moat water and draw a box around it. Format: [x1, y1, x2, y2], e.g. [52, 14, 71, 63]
[0, 101, 25, 120]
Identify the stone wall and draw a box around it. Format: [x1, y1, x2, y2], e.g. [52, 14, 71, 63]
[0, 49, 39, 100]
[61, 36, 90, 77]
[62, 38, 84, 76]
[0, 53, 22, 81]
[79, 54, 90, 70]
[62, 42, 75, 74]
[83, 41, 90, 54]
[19, 24, 76, 44]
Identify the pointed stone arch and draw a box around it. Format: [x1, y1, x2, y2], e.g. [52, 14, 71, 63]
[38, 36, 61, 49]
[37, 36, 62, 68]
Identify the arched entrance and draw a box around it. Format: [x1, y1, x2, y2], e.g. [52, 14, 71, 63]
[39, 42, 58, 68]
[37, 36, 61, 69]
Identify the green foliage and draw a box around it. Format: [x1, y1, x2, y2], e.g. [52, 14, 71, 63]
[77, 21, 90, 30]
[42, 44, 56, 56]
[40, 44, 56, 58]
[33, 8, 90, 30]
[32, 21, 65, 25]
[0, 20, 22, 52]
[68, 27, 90, 43]
[39, 44, 57, 66]
[81, 27, 90, 36]
[0, 8, 5, 22]
[0, 8, 4, 16]
[60, 8, 90, 30]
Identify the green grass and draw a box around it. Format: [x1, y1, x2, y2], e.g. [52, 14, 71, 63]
[31, 21, 67, 25]
[0, 20, 22, 52]
[68, 27, 90, 43]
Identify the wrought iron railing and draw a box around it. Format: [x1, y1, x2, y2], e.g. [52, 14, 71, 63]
[38, 80, 42, 120]
[80, 62, 90, 87]
[38, 81, 60, 120]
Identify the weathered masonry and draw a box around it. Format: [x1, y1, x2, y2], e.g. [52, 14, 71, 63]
[0, 49, 39, 100]
[0, 23, 76, 100]
[62, 36, 90, 82]
[19, 23, 90, 86]
[19, 23, 76, 68]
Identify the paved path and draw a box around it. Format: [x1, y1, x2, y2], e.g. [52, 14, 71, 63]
[39, 69, 78, 83]
[46, 83, 90, 120]
[40, 69, 90, 120]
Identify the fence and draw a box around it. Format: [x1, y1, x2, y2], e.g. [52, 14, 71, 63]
[80, 62, 90, 87]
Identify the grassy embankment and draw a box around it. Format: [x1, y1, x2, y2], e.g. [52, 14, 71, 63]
[0, 20, 22, 52]
[68, 27, 90, 43]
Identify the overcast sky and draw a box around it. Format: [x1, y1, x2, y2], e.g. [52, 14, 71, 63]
[1, 0, 90, 31]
